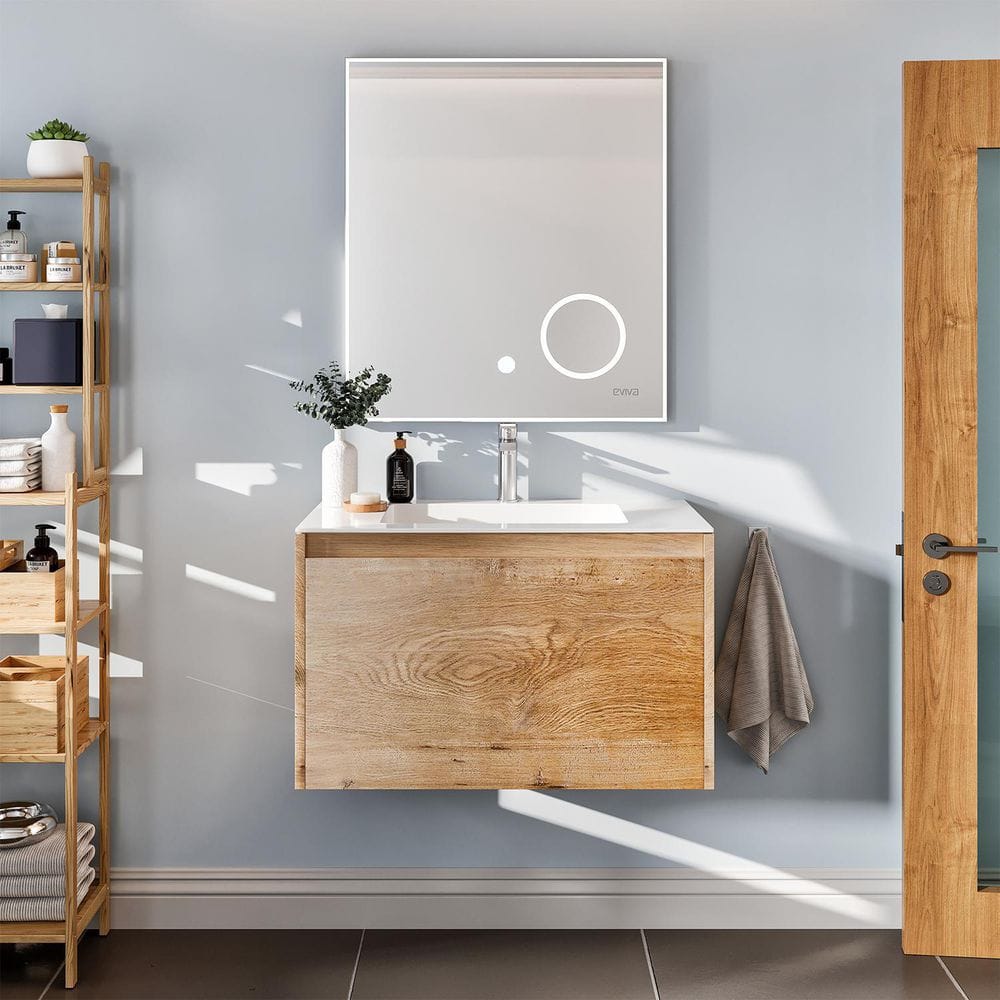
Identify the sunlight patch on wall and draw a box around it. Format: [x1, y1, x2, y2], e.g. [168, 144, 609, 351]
[185, 564, 276, 602]
[49, 524, 142, 580]
[281, 308, 303, 328]
[498, 790, 886, 925]
[185, 674, 292, 712]
[112, 447, 143, 476]
[556, 428, 846, 545]
[195, 462, 278, 496]
[38, 635, 143, 692]
[245, 363, 296, 382]
[40, 526, 144, 681]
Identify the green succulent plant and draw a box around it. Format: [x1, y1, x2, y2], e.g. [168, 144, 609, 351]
[26, 119, 90, 142]
[290, 362, 392, 430]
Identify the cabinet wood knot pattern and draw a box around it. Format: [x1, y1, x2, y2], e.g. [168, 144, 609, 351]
[295, 531, 714, 789]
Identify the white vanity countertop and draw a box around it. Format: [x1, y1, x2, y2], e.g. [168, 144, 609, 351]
[296, 499, 713, 535]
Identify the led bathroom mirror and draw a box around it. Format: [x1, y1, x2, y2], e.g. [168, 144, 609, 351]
[346, 58, 667, 421]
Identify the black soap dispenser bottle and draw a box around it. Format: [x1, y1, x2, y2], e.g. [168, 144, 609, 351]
[25, 524, 59, 573]
[387, 431, 415, 503]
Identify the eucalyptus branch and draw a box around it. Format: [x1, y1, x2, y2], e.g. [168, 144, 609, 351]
[290, 363, 392, 430]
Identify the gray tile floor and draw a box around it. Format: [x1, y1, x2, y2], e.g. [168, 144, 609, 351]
[0, 929, 996, 999]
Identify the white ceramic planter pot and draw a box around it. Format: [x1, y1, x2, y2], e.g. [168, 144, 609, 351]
[26, 139, 90, 179]
[321, 429, 358, 510]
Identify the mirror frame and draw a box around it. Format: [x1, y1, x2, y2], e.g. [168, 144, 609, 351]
[344, 57, 668, 423]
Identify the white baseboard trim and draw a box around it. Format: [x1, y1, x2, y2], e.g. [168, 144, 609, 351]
[109, 868, 901, 930]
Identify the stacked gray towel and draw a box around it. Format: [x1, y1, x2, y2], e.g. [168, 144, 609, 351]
[716, 529, 814, 772]
[0, 823, 96, 921]
[0, 439, 41, 492]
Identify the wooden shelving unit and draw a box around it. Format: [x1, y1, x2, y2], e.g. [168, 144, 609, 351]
[0, 158, 112, 989]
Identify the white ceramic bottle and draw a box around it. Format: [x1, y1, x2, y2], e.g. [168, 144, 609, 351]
[41, 404, 76, 492]
[321, 428, 358, 510]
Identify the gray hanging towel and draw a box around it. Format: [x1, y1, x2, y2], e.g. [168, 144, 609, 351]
[715, 530, 814, 771]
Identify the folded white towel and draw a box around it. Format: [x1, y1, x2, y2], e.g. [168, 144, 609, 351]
[0, 845, 95, 898]
[0, 865, 95, 921]
[0, 438, 41, 461]
[0, 473, 41, 492]
[0, 458, 41, 476]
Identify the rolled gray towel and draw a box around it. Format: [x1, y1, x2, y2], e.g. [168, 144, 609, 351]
[0, 844, 95, 897]
[0, 823, 95, 877]
[715, 529, 814, 771]
[0, 865, 95, 921]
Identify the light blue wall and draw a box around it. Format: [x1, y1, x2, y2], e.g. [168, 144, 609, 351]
[1, 0, 997, 871]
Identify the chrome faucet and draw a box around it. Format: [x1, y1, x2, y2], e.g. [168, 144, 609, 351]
[498, 422, 519, 502]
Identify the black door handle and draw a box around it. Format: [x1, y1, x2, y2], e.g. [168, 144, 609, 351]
[922, 533, 999, 559]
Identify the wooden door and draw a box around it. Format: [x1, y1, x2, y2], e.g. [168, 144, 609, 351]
[903, 60, 1000, 958]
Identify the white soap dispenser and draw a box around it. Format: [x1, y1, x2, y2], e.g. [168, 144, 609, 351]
[0, 211, 27, 253]
[41, 404, 76, 492]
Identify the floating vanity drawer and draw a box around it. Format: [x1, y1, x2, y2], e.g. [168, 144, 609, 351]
[295, 524, 714, 790]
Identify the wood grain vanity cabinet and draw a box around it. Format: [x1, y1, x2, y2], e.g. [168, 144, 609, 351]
[295, 509, 714, 790]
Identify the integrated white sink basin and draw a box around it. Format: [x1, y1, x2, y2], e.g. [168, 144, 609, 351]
[380, 501, 628, 526]
[298, 498, 711, 534]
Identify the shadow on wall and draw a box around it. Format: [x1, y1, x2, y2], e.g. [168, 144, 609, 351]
[412, 424, 892, 805]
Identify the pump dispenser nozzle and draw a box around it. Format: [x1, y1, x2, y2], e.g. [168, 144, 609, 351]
[5, 211, 25, 230]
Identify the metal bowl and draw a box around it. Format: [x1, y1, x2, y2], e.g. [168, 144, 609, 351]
[0, 801, 58, 849]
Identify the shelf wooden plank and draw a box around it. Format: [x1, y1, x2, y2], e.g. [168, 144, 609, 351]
[0, 881, 109, 944]
[0, 282, 109, 292]
[0, 178, 83, 193]
[0, 719, 106, 764]
[0, 384, 107, 395]
[0, 482, 106, 506]
[0, 176, 107, 195]
[0, 600, 105, 635]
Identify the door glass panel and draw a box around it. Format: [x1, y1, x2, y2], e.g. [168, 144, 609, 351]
[979, 148, 1000, 889]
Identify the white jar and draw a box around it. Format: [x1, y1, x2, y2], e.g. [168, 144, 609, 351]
[46, 257, 81, 282]
[0, 253, 38, 282]
[41, 404, 76, 492]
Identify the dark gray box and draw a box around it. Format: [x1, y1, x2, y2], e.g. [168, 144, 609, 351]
[12, 318, 83, 385]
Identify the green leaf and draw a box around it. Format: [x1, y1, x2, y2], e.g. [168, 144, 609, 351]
[30, 118, 90, 143]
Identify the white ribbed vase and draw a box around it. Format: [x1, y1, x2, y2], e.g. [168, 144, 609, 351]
[41, 407, 76, 492]
[321, 429, 358, 510]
